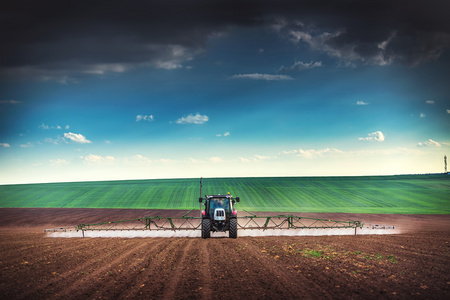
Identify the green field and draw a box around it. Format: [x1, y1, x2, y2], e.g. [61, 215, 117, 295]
[0, 175, 449, 214]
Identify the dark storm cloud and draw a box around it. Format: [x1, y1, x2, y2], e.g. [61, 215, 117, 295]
[1, 0, 449, 80]
[1, 0, 266, 80]
[273, 0, 450, 66]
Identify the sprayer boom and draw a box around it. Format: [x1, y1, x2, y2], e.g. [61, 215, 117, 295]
[44, 210, 394, 237]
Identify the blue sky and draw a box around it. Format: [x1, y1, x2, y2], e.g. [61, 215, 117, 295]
[1, 0, 449, 184]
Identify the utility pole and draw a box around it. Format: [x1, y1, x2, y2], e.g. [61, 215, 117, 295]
[199, 177, 203, 215]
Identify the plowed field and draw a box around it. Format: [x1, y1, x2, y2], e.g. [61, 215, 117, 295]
[1, 208, 449, 299]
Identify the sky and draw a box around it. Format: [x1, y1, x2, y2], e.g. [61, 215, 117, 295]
[1, 0, 449, 184]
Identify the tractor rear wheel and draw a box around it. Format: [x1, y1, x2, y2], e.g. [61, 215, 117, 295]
[229, 218, 237, 238]
[201, 218, 211, 239]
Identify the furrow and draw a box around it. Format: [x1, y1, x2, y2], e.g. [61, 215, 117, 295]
[115, 238, 185, 299]
[16, 239, 135, 299]
[55, 238, 167, 299]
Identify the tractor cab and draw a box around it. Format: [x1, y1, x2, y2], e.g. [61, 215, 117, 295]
[207, 196, 232, 219]
[199, 193, 239, 238]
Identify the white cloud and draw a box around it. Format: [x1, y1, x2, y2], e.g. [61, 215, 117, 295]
[176, 113, 209, 124]
[44, 137, 60, 144]
[289, 30, 358, 63]
[271, 18, 288, 32]
[278, 60, 322, 72]
[129, 154, 152, 163]
[237, 154, 272, 162]
[208, 157, 224, 163]
[149, 45, 196, 70]
[4, 43, 201, 83]
[425, 100, 435, 104]
[187, 157, 229, 164]
[136, 114, 154, 122]
[188, 158, 201, 164]
[63, 132, 92, 144]
[20, 142, 33, 148]
[217, 131, 230, 137]
[154, 61, 183, 70]
[288, 29, 396, 66]
[124, 154, 153, 166]
[231, 73, 293, 81]
[356, 101, 369, 105]
[49, 159, 69, 166]
[82, 63, 129, 75]
[155, 158, 176, 164]
[81, 154, 115, 164]
[238, 157, 251, 163]
[280, 150, 298, 155]
[40, 123, 67, 130]
[290, 30, 320, 46]
[420, 113, 426, 118]
[447, 109, 450, 114]
[350, 147, 424, 156]
[280, 146, 433, 161]
[254, 154, 270, 160]
[417, 139, 441, 147]
[282, 148, 344, 159]
[358, 131, 385, 142]
[0, 143, 11, 148]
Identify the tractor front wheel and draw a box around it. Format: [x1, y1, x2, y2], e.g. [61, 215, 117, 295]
[201, 218, 211, 239]
[229, 218, 237, 239]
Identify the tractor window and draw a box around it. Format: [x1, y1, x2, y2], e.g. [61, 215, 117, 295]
[208, 198, 231, 218]
[216, 198, 231, 212]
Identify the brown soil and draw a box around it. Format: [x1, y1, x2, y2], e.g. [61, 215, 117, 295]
[0, 208, 449, 299]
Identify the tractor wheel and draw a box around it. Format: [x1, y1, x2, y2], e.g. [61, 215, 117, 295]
[201, 218, 211, 239]
[229, 218, 237, 239]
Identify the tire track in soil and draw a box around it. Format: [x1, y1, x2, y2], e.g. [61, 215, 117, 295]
[17, 239, 135, 299]
[99, 238, 177, 299]
[197, 240, 213, 299]
[56, 238, 168, 299]
[161, 239, 194, 299]
[117, 239, 185, 299]
[168, 239, 214, 300]
[238, 240, 305, 299]
[204, 239, 251, 298]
